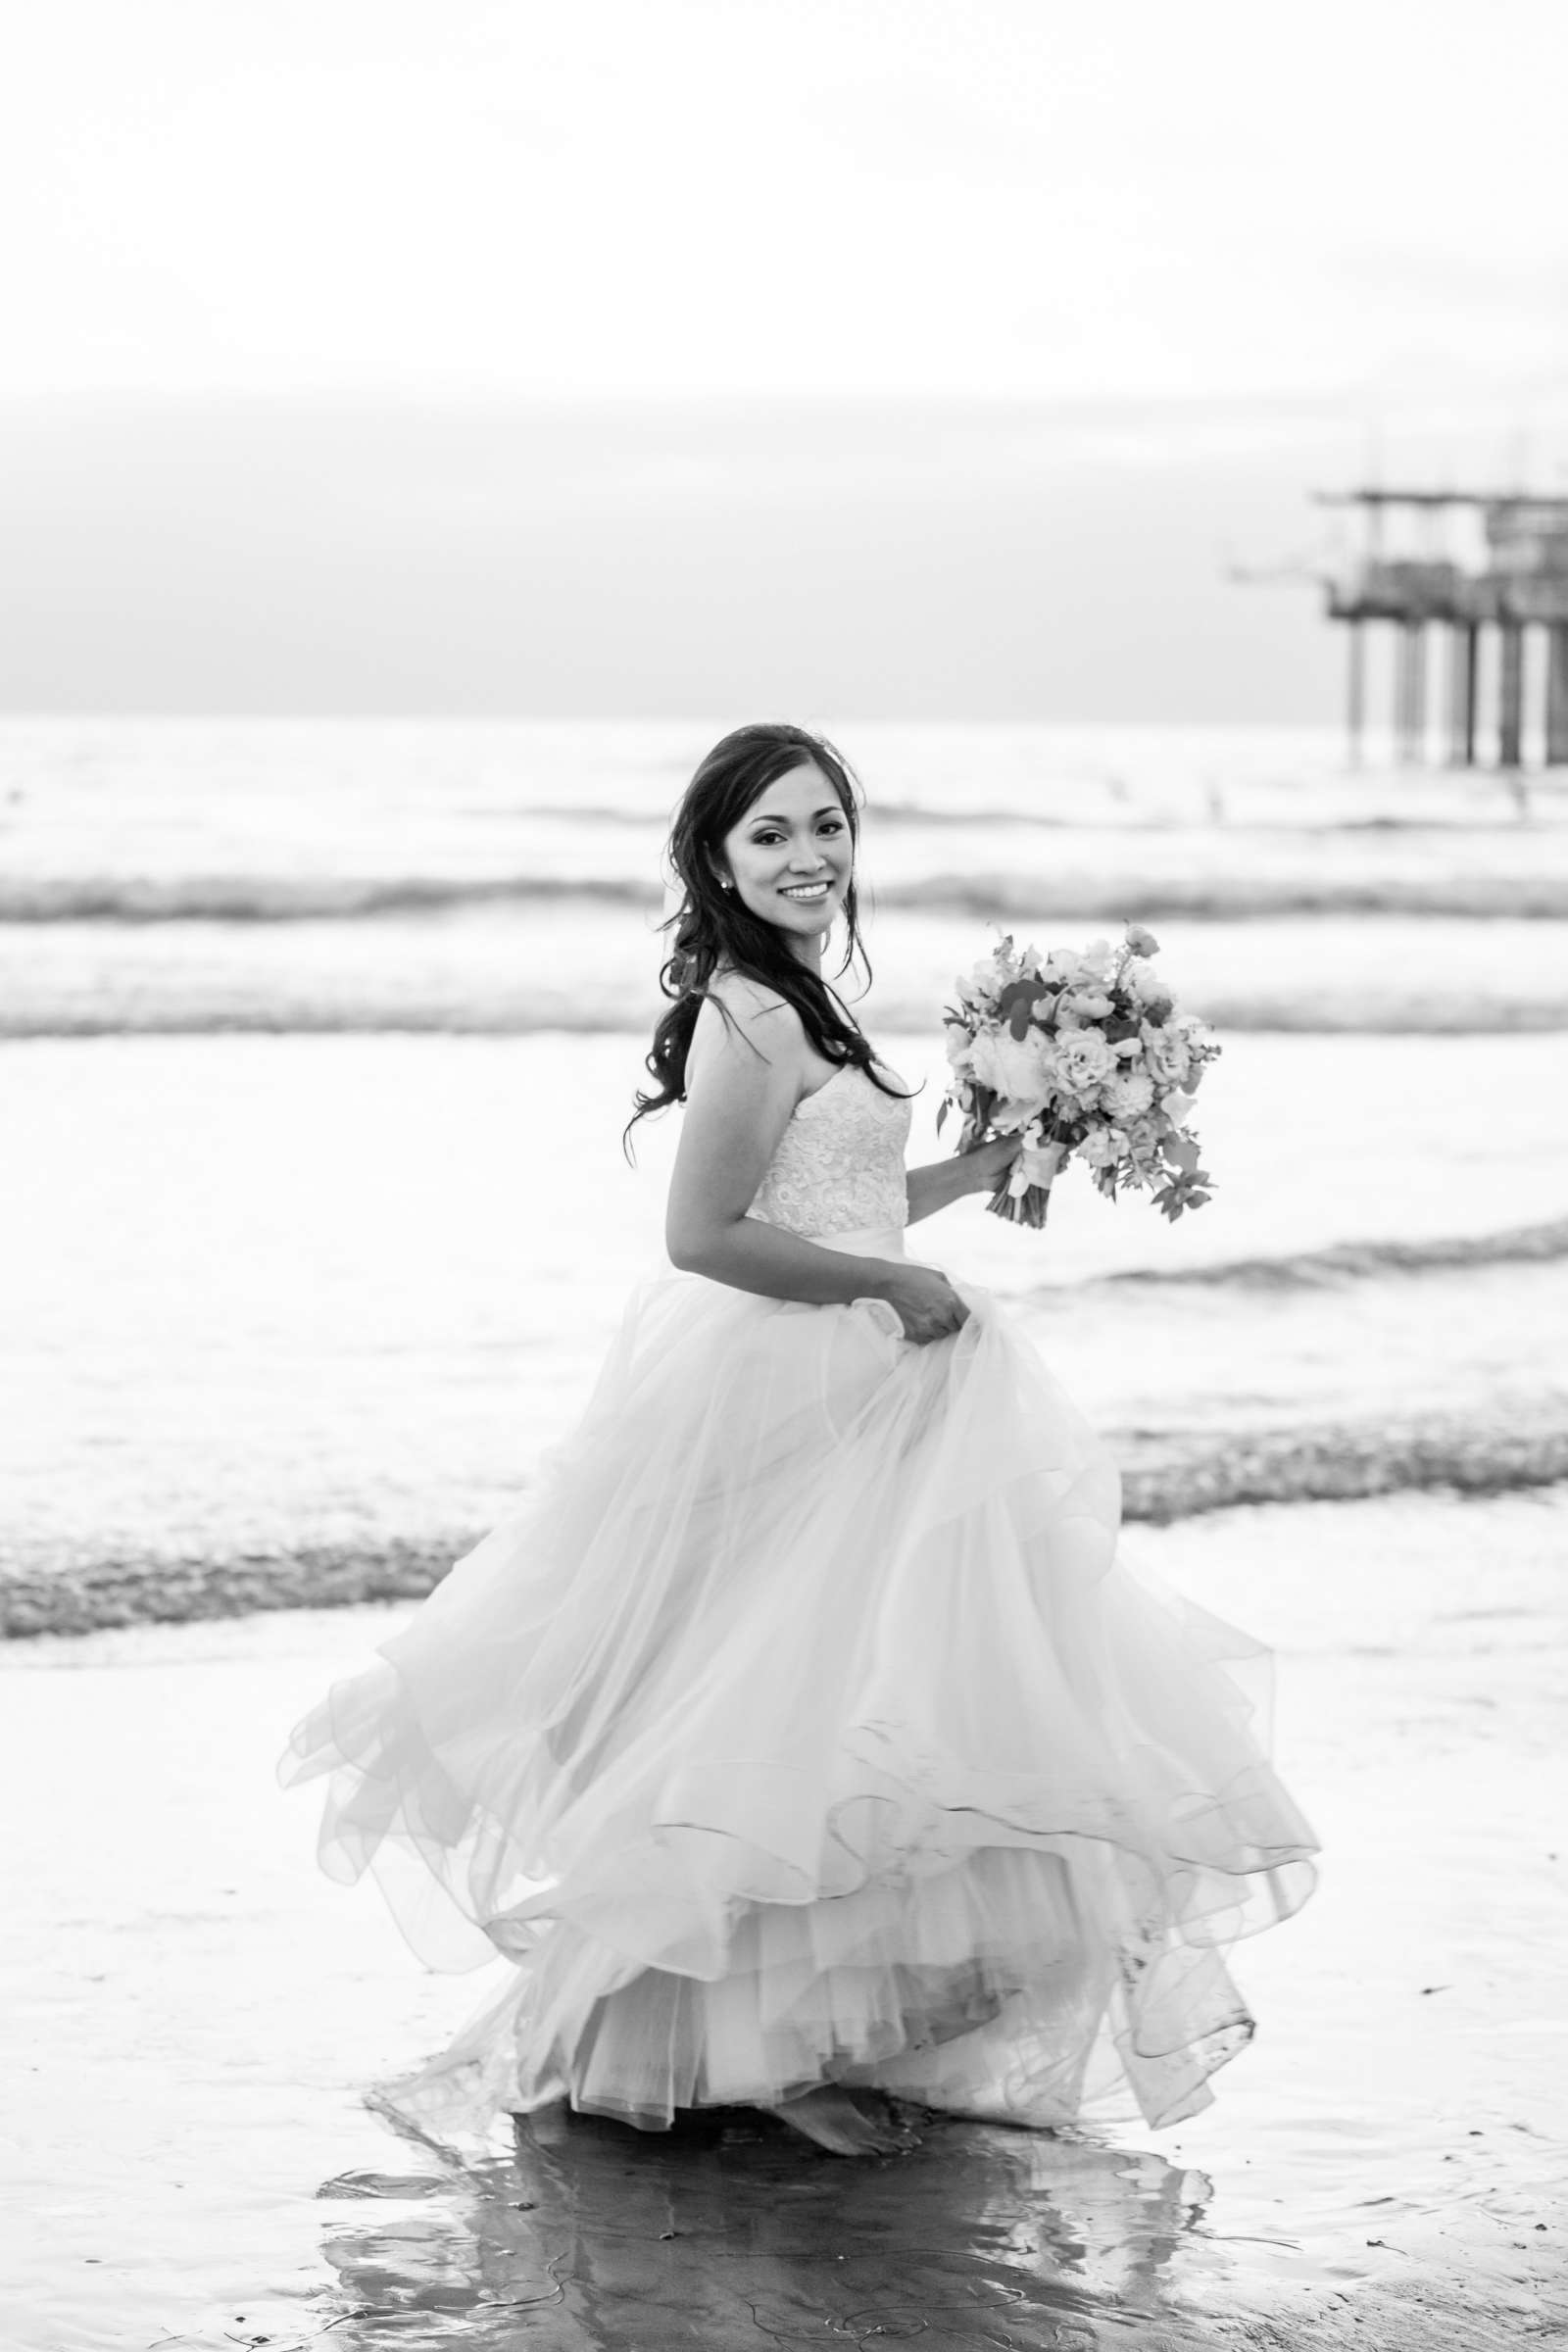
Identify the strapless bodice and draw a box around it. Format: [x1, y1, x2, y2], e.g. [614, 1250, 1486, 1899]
[747, 1059, 912, 1241]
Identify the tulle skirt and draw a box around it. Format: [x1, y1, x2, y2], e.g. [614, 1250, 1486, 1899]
[279, 1226, 1318, 2138]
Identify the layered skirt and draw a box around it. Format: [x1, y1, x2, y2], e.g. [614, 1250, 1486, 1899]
[280, 1226, 1318, 2137]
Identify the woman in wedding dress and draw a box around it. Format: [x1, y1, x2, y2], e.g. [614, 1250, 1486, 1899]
[281, 720, 1319, 2158]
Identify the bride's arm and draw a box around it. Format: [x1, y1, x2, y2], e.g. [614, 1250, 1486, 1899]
[905, 1141, 1021, 1225]
[664, 987, 963, 1343]
[665, 984, 902, 1304]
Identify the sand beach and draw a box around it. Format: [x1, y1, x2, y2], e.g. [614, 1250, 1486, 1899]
[1, 1488, 1563, 2350]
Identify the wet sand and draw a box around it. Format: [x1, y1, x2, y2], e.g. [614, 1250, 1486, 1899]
[3, 1487, 1563, 2351]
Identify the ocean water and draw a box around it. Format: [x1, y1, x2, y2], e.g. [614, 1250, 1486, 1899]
[1, 716, 1564, 1630]
[4, 715, 1568, 1036]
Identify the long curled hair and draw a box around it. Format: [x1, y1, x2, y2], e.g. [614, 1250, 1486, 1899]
[623, 721, 911, 1153]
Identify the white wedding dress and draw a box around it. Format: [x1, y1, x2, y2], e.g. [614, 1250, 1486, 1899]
[280, 1053, 1318, 2138]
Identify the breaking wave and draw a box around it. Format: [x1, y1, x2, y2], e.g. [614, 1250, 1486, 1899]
[6, 870, 1568, 923]
[1048, 1219, 1568, 1298]
[6, 1411, 1564, 1638]
[6, 996, 1566, 1041]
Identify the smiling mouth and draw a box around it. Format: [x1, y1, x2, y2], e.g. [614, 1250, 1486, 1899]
[779, 880, 834, 901]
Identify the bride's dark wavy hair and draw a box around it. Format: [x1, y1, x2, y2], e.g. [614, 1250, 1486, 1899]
[623, 721, 911, 1155]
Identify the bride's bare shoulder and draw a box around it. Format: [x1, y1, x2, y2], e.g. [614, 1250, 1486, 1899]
[702, 966, 805, 1033]
[689, 968, 806, 1086]
[705, 963, 790, 1009]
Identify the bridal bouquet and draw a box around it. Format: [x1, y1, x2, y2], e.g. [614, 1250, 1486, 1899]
[939, 922, 1219, 1226]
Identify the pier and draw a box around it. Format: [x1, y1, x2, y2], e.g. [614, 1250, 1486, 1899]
[1315, 488, 1568, 767]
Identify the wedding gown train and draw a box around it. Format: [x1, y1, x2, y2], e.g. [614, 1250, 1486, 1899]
[280, 1054, 1318, 2137]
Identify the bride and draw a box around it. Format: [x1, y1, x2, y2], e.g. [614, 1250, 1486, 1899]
[280, 720, 1318, 2158]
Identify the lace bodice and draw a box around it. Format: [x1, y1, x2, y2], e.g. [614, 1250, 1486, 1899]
[748, 1060, 912, 1239]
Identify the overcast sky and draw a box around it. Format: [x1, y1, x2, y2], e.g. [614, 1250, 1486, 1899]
[4, 0, 1566, 717]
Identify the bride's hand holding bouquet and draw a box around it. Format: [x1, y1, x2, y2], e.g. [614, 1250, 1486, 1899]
[942, 921, 1218, 1228]
[954, 1129, 1065, 1202]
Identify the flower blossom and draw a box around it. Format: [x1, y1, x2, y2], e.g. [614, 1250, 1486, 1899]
[1054, 1030, 1116, 1096]
[1102, 1069, 1155, 1121]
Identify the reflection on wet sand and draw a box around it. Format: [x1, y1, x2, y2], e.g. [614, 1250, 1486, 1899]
[315, 2103, 1215, 2349]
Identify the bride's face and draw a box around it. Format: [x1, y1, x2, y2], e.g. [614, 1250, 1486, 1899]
[718, 761, 854, 951]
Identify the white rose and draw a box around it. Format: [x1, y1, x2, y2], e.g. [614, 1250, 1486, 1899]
[1055, 1030, 1116, 1095]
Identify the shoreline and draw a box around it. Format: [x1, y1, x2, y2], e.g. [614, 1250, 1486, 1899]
[7, 1437, 1565, 1642]
[7, 1030, 1564, 1644]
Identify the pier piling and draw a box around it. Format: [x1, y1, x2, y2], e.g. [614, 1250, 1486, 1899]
[1498, 621, 1525, 769]
[1446, 621, 1478, 768]
[1547, 624, 1568, 767]
[1347, 618, 1365, 766]
[1396, 619, 1427, 761]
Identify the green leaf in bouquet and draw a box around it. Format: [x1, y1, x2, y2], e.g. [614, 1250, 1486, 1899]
[993, 977, 1044, 1038]
[936, 1097, 949, 1135]
[1153, 1166, 1215, 1220]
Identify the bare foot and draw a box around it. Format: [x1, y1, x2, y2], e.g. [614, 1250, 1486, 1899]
[760, 2086, 912, 2156]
